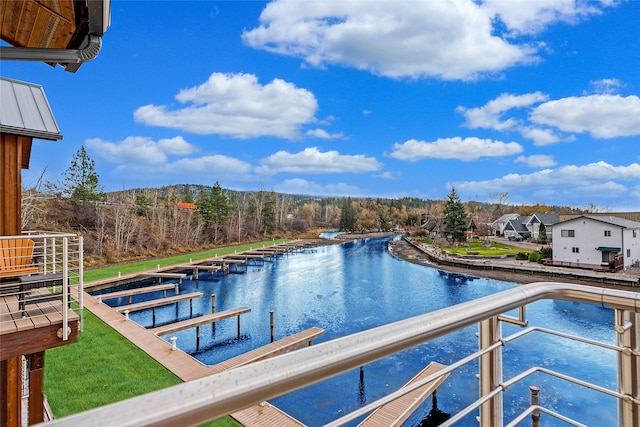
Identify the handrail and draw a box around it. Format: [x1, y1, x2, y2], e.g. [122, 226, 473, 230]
[41, 282, 640, 427]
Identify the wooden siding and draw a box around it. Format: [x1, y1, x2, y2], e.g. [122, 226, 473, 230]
[0, 0, 76, 49]
[0, 133, 27, 235]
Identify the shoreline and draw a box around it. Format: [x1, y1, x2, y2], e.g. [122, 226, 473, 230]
[388, 238, 640, 290]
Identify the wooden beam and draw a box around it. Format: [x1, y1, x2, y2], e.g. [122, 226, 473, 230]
[28, 352, 45, 425]
[0, 321, 78, 360]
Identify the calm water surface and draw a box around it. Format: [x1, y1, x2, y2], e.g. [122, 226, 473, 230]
[101, 236, 616, 426]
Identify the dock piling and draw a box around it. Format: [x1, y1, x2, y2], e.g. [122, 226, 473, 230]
[270, 309, 275, 343]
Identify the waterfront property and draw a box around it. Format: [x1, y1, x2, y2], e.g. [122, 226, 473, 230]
[56, 236, 639, 426]
[551, 215, 640, 271]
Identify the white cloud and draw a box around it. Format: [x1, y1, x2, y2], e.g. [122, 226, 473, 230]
[454, 161, 640, 199]
[304, 128, 346, 139]
[134, 72, 318, 139]
[86, 136, 198, 165]
[377, 171, 400, 180]
[389, 137, 523, 162]
[589, 78, 624, 95]
[243, 1, 534, 80]
[169, 155, 256, 180]
[519, 126, 569, 146]
[515, 154, 557, 168]
[274, 178, 362, 196]
[458, 92, 549, 130]
[243, 1, 614, 81]
[257, 147, 382, 174]
[484, 0, 613, 35]
[530, 94, 640, 138]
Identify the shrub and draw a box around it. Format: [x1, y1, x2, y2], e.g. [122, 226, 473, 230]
[515, 252, 529, 260]
[528, 251, 543, 263]
[539, 246, 552, 259]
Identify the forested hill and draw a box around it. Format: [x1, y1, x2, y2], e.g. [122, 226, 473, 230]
[23, 181, 583, 266]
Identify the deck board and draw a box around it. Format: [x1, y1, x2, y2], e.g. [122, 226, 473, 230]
[358, 361, 449, 427]
[150, 307, 251, 336]
[210, 327, 325, 374]
[114, 292, 203, 313]
[97, 284, 178, 301]
[232, 401, 306, 427]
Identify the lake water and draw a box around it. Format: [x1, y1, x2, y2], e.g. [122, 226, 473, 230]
[100, 236, 617, 426]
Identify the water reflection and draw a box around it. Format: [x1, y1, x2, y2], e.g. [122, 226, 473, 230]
[101, 236, 617, 426]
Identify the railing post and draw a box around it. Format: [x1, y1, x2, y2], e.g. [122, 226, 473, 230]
[62, 237, 69, 341]
[479, 316, 503, 427]
[616, 309, 640, 427]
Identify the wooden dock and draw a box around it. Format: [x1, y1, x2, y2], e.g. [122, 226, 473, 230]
[210, 326, 325, 374]
[96, 284, 178, 303]
[138, 272, 187, 284]
[115, 292, 203, 314]
[232, 401, 306, 427]
[358, 361, 449, 427]
[151, 307, 250, 336]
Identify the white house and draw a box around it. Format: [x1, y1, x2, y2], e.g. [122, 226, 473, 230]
[551, 215, 640, 270]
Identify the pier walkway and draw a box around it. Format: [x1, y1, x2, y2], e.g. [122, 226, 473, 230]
[358, 361, 449, 427]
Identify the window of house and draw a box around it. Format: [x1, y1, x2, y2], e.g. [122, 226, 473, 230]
[604, 230, 611, 237]
[634, 230, 637, 238]
[572, 247, 579, 253]
[628, 249, 631, 257]
[561, 229, 575, 237]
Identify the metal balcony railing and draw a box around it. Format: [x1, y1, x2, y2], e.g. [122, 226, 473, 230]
[0, 232, 84, 338]
[44, 282, 640, 426]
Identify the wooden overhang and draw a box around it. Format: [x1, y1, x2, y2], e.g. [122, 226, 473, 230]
[0, 0, 111, 72]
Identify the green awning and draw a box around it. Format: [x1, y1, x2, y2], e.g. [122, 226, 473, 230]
[596, 246, 621, 252]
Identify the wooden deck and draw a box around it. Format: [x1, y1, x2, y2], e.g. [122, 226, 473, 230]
[358, 361, 449, 427]
[0, 290, 80, 359]
[151, 307, 251, 336]
[0, 290, 79, 334]
[114, 292, 203, 313]
[210, 326, 325, 374]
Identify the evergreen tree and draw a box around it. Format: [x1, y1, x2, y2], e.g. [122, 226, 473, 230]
[339, 197, 356, 231]
[538, 222, 548, 244]
[49, 146, 103, 205]
[443, 187, 467, 244]
[183, 185, 194, 204]
[263, 192, 276, 235]
[197, 182, 230, 243]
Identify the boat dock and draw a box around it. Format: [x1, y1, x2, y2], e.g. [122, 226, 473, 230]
[96, 283, 179, 304]
[114, 292, 203, 315]
[209, 326, 325, 374]
[358, 361, 450, 427]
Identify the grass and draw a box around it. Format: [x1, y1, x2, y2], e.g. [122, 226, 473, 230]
[441, 240, 530, 257]
[44, 239, 291, 425]
[414, 237, 532, 257]
[84, 239, 290, 282]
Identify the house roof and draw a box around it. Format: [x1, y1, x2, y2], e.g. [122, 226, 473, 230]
[506, 217, 530, 233]
[529, 213, 560, 226]
[559, 215, 640, 229]
[0, 0, 111, 72]
[491, 213, 519, 226]
[583, 215, 640, 229]
[0, 77, 62, 141]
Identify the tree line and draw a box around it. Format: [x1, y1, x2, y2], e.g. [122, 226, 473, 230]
[22, 147, 586, 264]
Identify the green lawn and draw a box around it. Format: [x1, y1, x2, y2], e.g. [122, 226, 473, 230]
[45, 239, 291, 425]
[84, 239, 290, 282]
[441, 240, 529, 256]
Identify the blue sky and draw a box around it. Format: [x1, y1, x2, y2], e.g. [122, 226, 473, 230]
[3, 0, 640, 210]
